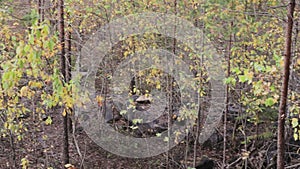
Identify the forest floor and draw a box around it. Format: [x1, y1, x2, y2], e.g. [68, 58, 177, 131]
[1, 105, 300, 169]
[0, 105, 222, 169]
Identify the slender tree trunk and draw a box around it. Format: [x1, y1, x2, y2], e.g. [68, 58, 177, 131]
[58, 0, 69, 165]
[66, 12, 73, 133]
[66, 13, 72, 82]
[38, 0, 42, 25]
[38, 0, 45, 24]
[41, 0, 45, 22]
[223, 21, 232, 168]
[277, 0, 296, 168]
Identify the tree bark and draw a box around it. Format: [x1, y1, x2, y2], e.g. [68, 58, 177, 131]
[66, 12, 73, 133]
[66, 19, 72, 82]
[277, 0, 296, 168]
[38, 0, 41, 25]
[58, 0, 69, 165]
[38, 0, 45, 24]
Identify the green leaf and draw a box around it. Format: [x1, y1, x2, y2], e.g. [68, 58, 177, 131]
[36, 29, 41, 39]
[11, 36, 16, 41]
[293, 133, 298, 141]
[132, 118, 142, 124]
[104, 4, 110, 9]
[265, 98, 275, 107]
[120, 110, 127, 115]
[28, 34, 34, 44]
[224, 77, 236, 85]
[16, 45, 23, 56]
[292, 118, 299, 128]
[42, 25, 49, 36]
[45, 116, 52, 125]
[24, 44, 31, 53]
[48, 39, 55, 51]
[21, 157, 29, 169]
[238, 75, 247, 83]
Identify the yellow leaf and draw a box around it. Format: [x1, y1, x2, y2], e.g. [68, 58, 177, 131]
[294, 133, 298, 141]
[292, 118, 299, 128]
[156, 83, 161, 89]
[242, 151, 250, 160]
[280, 59, 284, 67]
[297, 58, 300, 65]
[62, 109, 67, 116]
[42, 135, 48, 140]
[45, 116, 52, 125]
[96, 95, 103, 107]
[64, 164, 75, 169]
[20, 86, 29, 97]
